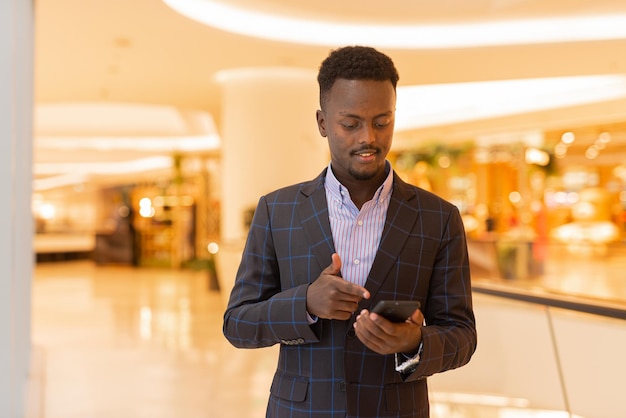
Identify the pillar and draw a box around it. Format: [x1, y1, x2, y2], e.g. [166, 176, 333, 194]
[216, 67, 328, 243]
[215, 67, 328, 298]
[0, 0, 34, 416]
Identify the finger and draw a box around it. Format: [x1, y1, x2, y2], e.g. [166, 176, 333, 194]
[322, 253, 342, 276]
[354, 316, 391, 350]
[357, 310, 388, 334]
[334, 282, 369, 301]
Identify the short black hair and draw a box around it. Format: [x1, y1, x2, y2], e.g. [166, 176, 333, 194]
[317, 46, 399, 109]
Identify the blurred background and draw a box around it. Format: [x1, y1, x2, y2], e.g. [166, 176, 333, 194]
[5, 0, 626, 417]
[33, 0, 626, 266]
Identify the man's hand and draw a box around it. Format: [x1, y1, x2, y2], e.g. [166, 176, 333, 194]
[353, 308, 424, 355]
[306, 253, 370, 320]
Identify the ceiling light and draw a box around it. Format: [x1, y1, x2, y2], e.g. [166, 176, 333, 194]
[35, 156, 173, 177]
[33, 173, 89, 191]
[395, 75, 626, 131]
[163, 0, 626, 48]
[36, 135, 220, 153]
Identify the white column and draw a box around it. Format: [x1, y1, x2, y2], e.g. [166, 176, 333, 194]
[216, 67, 328, 243]
[215, 68, 328, 300]
[0, 0, 34, 416]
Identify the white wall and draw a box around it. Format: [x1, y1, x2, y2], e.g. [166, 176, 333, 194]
[429, 293, 626, 418]
[551, 307, 626, 418]
[0, 0, 34, 416]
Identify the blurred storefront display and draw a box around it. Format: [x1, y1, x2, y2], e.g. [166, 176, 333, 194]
[392, 124, 626, 300]
[33, 124, 626, 305]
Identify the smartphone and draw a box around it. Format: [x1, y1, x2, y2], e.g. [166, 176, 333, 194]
[371, 300, 421, 322]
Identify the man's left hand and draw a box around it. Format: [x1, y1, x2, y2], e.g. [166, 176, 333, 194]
[353, 308, 424, 355]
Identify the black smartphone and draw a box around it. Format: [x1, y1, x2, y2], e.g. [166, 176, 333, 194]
[371, 300, 421, 322]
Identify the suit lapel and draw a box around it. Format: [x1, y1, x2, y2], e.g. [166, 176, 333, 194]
[296, 170, 335, 273]
[365, 175, 419, 296]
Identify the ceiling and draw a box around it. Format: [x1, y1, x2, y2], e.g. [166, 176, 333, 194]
[33, 0, 626, 187]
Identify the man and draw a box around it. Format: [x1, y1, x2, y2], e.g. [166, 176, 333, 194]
[223, 46, 477, 417]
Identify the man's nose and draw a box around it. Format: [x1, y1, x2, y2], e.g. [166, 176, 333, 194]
[358, 126, 375, 144]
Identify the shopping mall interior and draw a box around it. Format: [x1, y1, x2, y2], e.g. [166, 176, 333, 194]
[3, 0, 626, 417]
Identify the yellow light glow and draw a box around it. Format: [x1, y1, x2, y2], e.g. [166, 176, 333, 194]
[554, 143, 568, 159]
[585, 147, 599, 159]
[39, 203, 56, 220]
[139, 198, 155, 218]
[509, 191, 522, 205]
[438, 155, 451, 169]
[598, 132, 612, 143]
[525, 148, 550, 166]
[561, 132, 575, 144]
[614, 165, 626, 181]
[207, 242, 219, 254]
[163, 0, 626, 49]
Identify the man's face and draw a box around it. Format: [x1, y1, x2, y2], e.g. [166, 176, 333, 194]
[316, 79, 395, 183]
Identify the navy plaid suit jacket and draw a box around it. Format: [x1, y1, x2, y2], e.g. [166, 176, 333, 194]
[223, 169, 477, 417]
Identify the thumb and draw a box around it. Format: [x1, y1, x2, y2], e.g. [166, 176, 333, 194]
[324, 253, 342, 276]
[410, 308, 424, 326]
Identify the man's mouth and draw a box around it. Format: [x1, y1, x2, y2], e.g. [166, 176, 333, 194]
[354, 149, 378, 157]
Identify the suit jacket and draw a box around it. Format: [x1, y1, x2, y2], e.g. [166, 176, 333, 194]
[223, 169, 477, 418]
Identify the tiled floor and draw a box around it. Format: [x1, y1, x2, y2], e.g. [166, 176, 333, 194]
[32, 260, 583, 418]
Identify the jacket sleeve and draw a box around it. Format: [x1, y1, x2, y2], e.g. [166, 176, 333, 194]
[406, 205, 477, 380]
[222, 195, 321, 349]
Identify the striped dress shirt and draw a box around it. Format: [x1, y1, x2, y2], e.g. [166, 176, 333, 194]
[324, 162, 393, 286]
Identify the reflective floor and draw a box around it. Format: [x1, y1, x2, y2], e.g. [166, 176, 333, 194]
[32, 260, 580, 418]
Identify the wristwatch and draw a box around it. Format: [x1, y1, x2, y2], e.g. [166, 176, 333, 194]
[395, 341, 423, 374]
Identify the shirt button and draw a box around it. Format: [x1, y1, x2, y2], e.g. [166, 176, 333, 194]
[353, 259, 360, 265]
[357, 220, 363, 226]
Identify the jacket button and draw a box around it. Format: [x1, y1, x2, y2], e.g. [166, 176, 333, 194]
[347, 329, 356, 338]
[339, 381, 346, 391]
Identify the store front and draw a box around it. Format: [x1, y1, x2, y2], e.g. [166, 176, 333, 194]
[391, 122, 626, 304]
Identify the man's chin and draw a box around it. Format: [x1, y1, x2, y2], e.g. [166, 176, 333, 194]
[348, 168, 377, 181]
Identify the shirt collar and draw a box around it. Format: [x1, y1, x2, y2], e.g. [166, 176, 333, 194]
[325, 161, 393, 206]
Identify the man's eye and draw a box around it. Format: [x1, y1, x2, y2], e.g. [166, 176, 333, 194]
[341, 123, 358, 129]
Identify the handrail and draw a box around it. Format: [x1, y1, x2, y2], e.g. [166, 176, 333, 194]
[472, 282, 626, 321]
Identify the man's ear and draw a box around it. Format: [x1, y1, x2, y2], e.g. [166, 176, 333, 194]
[316, 110, 327, 137]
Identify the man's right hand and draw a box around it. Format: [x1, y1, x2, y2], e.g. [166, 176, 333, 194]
[306, 253, 370, 320]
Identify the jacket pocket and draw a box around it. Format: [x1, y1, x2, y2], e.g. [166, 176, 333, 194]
[383, 379, 428, 413]
[270, 372, 309, 402]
